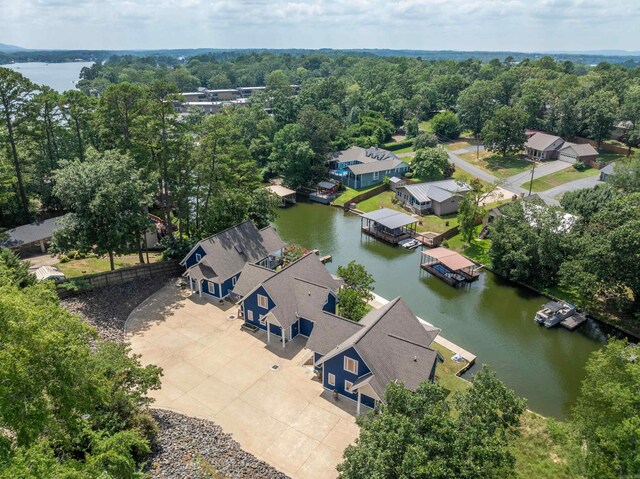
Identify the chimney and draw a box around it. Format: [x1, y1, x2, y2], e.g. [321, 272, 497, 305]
[413, 356, 417, 362]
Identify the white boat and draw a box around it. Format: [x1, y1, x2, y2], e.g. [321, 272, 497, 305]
[400, 239, 420, 249]
[535, 301, 576, 328]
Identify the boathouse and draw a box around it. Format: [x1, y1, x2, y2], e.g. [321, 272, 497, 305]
[265, 184, 297, 207]
[360, 208, 418, 245]
[420, 247, 479, 286]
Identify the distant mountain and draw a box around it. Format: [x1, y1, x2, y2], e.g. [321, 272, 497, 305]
[0, 43, 26, 53]
[547, 50, 640, 57]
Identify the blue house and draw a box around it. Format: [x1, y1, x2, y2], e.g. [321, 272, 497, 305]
[180, 221, 285, 301]
[312, 297, 440, 414]
[236, 252, 343, 347]
[328, 146, 409, 189]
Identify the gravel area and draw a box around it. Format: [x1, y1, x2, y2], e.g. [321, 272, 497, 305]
[61, 276, 176, 343]
[148, 409, 290, 479]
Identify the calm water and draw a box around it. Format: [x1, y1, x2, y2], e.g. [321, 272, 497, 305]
[273, 202, 605, 419]
[1, 62, 94, 92]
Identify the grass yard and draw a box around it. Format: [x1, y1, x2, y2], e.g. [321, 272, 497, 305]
[521, 166, 599, 192]
[459, 150, 532, 178]
[56, 253, 162, 278]
[419, 119, 434, 133]
[332, 184, 380, 207]
[445, 140, 474, 151]
[512, 413, 573, 479]
[446, 226, 492, 266]
[432, 342, 471, 396]
[597, 151, 628, 164]
[357, 191, 459, 234]
[392, 145, 414, 154]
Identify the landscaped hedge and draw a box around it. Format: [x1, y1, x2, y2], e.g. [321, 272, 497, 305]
[384, 139, 414, 151]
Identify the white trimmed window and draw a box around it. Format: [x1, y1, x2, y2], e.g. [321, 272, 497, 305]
[344, 357, 358, 374]
[247, 310, 253, 321]
[257, 294, 269, 309]
[195, 253, 202, 262]
[328, 373, 335, 386]
[345, 380, 354, 393]
[373, 171, 379, 180]
[259, 314, 266, 325]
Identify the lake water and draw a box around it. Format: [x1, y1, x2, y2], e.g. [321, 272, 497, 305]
[273, 202, 606, 419]
[0, 61, 94, 92]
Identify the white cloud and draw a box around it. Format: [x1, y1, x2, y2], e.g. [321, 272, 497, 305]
[0, 0, 638, 51]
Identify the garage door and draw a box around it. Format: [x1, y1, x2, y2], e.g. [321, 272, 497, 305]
[559, 153, 577, 163]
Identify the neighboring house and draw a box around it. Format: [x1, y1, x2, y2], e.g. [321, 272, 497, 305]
[484, 194, 577, 234]
[524, 132, 565, 160]
[181, 221, 285, 300]
[388, 176, 406, 191]
[395, 179, 472, 216]
[557, 143, 599, 165]
[0, 216, 63, 255]
[313, 297, 440, 414]
[237, 252, 343, 346]
[328, 146, 409, 189]
[599, 161, 616, 181]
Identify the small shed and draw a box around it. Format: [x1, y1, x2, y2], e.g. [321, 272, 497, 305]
[388, 176, 405, 191]
[360, 208, 418, 244]
[599, 162, 615, 181]
[266, 184, 297, 207]
[310, 181, 340, 204]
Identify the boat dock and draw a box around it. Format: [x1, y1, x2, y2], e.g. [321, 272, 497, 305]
[560, 313, 587, 331]
[420, 247, 480, 287]
[369, 292, 476, 366]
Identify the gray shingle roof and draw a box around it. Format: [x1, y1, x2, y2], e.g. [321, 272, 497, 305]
[600, 162, 615, 175]
[1, 216, 63, 248]
[400, 179, 471, 203]
[183, 262, 218, 282]
[316, 297, 440, 398]
[181, 221, 285, 280]
[231, 263, 276, 297]
[330, 146, 399, 164]
[241, 252, 343, 330]
[525, 132, 563, 151]
[560, 142, 598, 157]
[348, 158, 407, 175]
[305, 312, 364, 355]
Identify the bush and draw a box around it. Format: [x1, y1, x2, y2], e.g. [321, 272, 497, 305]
[573, 162, 587, 171]
[413, 133, 439, 150]
[58, 279, 93, 292]
[403, 171, 414, 178]
[159, 235, 194, 261]
[384, 139, 413, 151]
[58, 254, 70, 263]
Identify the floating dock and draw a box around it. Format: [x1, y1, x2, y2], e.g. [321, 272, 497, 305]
[560, 313, 587, 331]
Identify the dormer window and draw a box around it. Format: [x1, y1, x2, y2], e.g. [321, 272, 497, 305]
[195, 253, 202, 262]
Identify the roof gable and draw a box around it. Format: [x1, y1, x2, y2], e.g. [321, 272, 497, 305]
[180, 221, 285, 280]
[525, 132, 564, 151]
[401, 179, 471, 203]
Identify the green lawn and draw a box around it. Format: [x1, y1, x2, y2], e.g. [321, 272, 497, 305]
[357, 191, 458, 234]
[56, 253, 162, 278]
[512, 413, 573, 479]
[332, 184, 380, 207]
[597, 151, 628, 164]
[445, 140, 474, 151]
[419, 119, 434, 133]
[521, 166, 599, 192]
[446, 225, 492, 266]
[432, 342, 471, 396]
[459, 150, 532, 178]
[392, 145, 414, 154]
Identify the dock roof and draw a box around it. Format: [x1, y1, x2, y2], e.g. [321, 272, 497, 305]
[361, 208, 417, 229]
[266, 184, 296, 198]
[422, 247, 476, 271]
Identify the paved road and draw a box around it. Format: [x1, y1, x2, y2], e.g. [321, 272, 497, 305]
[502, 160, 570, 193]
[446, 150, 499, 184]
[537, 175, 603, 206]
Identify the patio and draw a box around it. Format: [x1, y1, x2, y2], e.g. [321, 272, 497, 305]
[125, 281, 360, 479]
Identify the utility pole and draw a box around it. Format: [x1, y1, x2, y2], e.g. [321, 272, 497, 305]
[528, 158, 536, 196]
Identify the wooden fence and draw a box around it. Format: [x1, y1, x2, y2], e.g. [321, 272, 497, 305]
[570, 136, 632, 157]
[342, 184, 389, 209]
[57, 260, 184, 298]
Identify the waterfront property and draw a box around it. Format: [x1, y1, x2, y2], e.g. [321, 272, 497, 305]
[328, 146, 409, 189]
[360, 208, 418, 245]
[266, 184, 297, 207]
[395, 179, 472, 216]
[314, 297, 440, 414]
[181, 221, 285, 300]
[236, 252, 342, 346]
[420, 247, 480, 287]
[309, 181, 340, 204]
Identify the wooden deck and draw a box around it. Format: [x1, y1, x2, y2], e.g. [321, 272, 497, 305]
[560, 313, 587, 331]
[362, 226, 411, 245]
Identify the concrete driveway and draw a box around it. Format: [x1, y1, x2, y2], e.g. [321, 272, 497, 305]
[125, 281, 360, 479]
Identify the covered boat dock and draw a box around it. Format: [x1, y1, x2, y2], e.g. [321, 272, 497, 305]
[361, 208, 418, 245]
[420, 247, 480, 287]
[265, 184, 297, 207]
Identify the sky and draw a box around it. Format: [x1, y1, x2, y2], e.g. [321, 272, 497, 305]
[1, 0, 639, 53]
